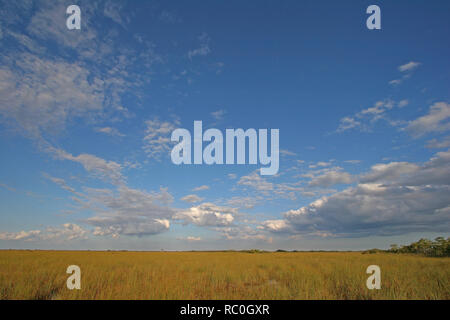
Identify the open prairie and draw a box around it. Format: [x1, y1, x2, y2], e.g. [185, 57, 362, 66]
[0, 250, 448, 300]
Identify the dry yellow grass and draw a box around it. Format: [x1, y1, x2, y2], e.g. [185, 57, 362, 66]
[0, 250, 448, 300]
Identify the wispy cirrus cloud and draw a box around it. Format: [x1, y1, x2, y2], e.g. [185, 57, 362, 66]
[389, 61, 421, 86]
[192, 185, 210, 191]
[211, 109, 226, 120]
[188, 32, 211, 59]
[49, 147, 125, 185]
[143, 118, 180, 160]
[0, 1, 162, 142]
[0, 223, 88, 242]
[95, 127, 125, 137]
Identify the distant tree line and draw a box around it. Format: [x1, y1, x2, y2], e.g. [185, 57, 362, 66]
[387, 237, 450, 257]
[363, 237, 450, 257]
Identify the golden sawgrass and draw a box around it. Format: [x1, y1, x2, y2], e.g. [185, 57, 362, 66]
[0, 250, 448, 300]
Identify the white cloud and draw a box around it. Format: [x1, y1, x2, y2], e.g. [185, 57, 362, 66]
[426, 136, 450, 149]
[0, 54, 105, 138]
[235, 170, 304, 202]
[280, 149, 297, 157]
[0, 182, 16, 192]
[181, 194, 204, 203]
[265, 150, 450, 237]
[43, 223, 88, 241]
[389, 62, 420, 86]
[389, 79, 403, 86]
[143, 118, 179, 160]
[309, 170, 354, 187]
[344, 160, 361, 164]
[211, 109, 226, 120]
[218, 226, 271, 242]
[309, 161, 332, 169]
[91, 218, 170, 238]
[44, 174, 84, 197]
[238, 171, 274, 193]
[192, 185, 210, 191]
[159, 10, 181, 24]
[398, 100, 409, 108]
[0, 224, 87, 241]
[398, 61, 421, 72]
[0, 1, 161, 141]
[337, 99, 408, 132]
[95, 127, 125, 137]
[174, 203, 235, 227]
[188, 32, 211, 59]
[85, 185, 174, 237]
[360, 162, 419, 183]
[261, 220, 290, 233]
[0, 230, 41, 241]
[103, 0, 126, 27]
[226, 196, 261, 209]
[49, 147, 124, 185]
[337, 117, 361, 132]
[27, 1, 97, 52]
[406, 102, 450, 137]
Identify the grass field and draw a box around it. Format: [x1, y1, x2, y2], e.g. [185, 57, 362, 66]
[0, 250, 448, 300]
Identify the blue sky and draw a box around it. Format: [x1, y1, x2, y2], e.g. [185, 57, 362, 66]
[0, 0, 449, 250]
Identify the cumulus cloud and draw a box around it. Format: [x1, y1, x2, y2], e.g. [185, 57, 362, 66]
[91, 218, 170, 238]
[45, 147, 175, 238]
[406, 102, 450, 137]
[261, 220, 290, 233]
[174, 203, 235, 227]
[85, 185, 175, 237]
[360, 162, 419, 184]
[264, 150, 450, 237]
